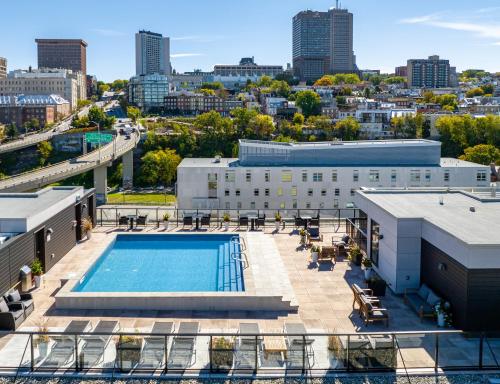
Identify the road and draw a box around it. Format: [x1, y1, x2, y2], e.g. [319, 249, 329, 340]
[0, 130, 139, 192]
[0, 101, 105, 155]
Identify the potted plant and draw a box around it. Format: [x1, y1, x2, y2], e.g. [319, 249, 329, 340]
[311, 245, 319, 263]
[299, 228, 307, 245]
[163, 212, 170, 230]
[348, 244, 363, 266]
[223, 213, 230, 231]
[274, 213, 282, 231]
[116, 334, 143, 372]
[435, 300, 452, 327]
[367, 274, 387, 296]
[82, 217, 93, 240]
[31, 258, 43, 288]
[34, 321, 50, 359]
[362, 257, 373, 280]
[210, 337, 234, 372]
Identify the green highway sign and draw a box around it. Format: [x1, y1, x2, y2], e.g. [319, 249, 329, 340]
[85, 132, 113, 144]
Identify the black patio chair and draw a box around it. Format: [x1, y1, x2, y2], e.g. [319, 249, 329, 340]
[256, 214, 266, 229]
[118, 215, 129, 228]
[4, 289, 34, 317]
[201, 215, 211, 228]
[239, 216, 249, 229]
[183, 216, 193, 228]
[136, 215, 148, 227]
[294, 216, 305, 228]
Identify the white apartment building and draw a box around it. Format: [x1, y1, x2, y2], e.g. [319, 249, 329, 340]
[176, 139, 490, 211]
[135, 30, 171, 76]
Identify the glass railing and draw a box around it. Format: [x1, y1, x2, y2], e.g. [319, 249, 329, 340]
[1, 330, 499, 375]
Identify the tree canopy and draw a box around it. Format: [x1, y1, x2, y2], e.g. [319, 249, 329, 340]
[139, 149, 181, 186]
[295, 90, 322, 117]
[459, 144, 500, 165]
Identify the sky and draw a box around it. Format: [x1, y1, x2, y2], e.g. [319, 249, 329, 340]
[1, 0, 499, 82]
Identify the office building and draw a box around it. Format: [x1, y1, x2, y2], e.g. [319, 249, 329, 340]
[176, 139, 490, 210]
[135, 30, 171, 76]
[0, 94, 70, 128]
[35, 39, 87, 77]
[213, 57, 283, 88]
[395, 66, 407, 78]
[354, 187, 500, 331]
[407, 55, 451, 88]
[128, 73, 170, 112]
[293, 6, 356, 82]
[0, 57, 6, 79]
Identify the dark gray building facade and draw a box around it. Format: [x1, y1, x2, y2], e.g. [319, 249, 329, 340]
[407, 55, 451, 88]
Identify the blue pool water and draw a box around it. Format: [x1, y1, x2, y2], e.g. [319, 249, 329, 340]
[73, 234, 245, 293]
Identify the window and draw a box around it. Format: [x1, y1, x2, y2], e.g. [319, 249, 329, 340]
[224, 189, 230, 196]
[307, 188, 313, 196]
[313, 172, 323, 182]
[277, 187, 283, 196]
[350, 188, 356, 196]
[264, 202, 269, 209]
[391, 170, 397, 183]
[332, 170, 338, 182]
[353, 170, 359, 182]
[208, 173, 217, 182]
[306, 202, 311, 209]
[292, 200, 297, 209]
[477, 170, 487, 182]
[321, 189, 327, 196]
[410, 170, 421, 183]
[425, 170, 431, 183]
[335, 188, 340, 197]
[280, 202, 285, 209]
[250, 202, 256, 209]
[291, 186, 297, 196]
[235, 189, 241, 196]
[302, 171, 308, 182]
[237, 202, 242, 209]
[369, 170, 380, 182]
[281, 170, 292, 182]
[265, 171, 270, 182]
[225, 171, 235, 182]
[265, 188, 270, 196]
[370, 220, 380, 267]
[254, 189, 259, 197]
[245, 171, 252, 182]
[333, 199, 339, 208]
[444, 170, 450, 182]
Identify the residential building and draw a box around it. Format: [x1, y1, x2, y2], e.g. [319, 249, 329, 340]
[0, 94, 70, 128]
[135, 30, 171, 76]
[213, 57, 283, 88]
[407, 55, 451, 88]
[0, 57, 6, 79]
[292, 6, 356, 82]
[176, 139, 490, 210]
[0, 68, 83, 109]
[354, 187, 500, 331]
[164, 92, 243, 116]
[354, 107, 417, 139]
[262, 97, 288, 116]
[86, 74, 97, 99]
[35, 39, 87, 77]
[0, 186, 95, 294]
[395, 66, 407, 78]
[128, 73, 170, 112]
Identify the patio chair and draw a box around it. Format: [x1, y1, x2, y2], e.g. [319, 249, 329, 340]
[0, 297, 25, 331]
[167, 322, 199, 369]
[294, 216, 305, 229]
[307, 227, 323, 243]
[80, 320, 120, 367]
[234, 322, 261, 370]
[310, 214, 320, 227]
[4, 289, 34, 317]
[136, 215, 148, 227]
[118, 215, 129, 228]
[183, 216, 193, 228]
[351, 284, 380, 312]
[284, 322, 315, 369]
[318, 246, 336, 264]
[140, 321, 174, 369]
[200, 214, 211, 228]
[359, 295, 389, 327]
[44, 320, 92, 367]
[238, 216, 249, 229]
[256, 214, 266, 229]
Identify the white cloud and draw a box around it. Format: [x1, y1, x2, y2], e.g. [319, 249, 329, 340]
[91, 28, 126, 37]
[475, 6, 500, 14]
[399, 14, 439, 24]
[171, 53, 204, 58]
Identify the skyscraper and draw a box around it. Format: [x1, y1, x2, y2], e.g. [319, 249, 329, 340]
[407, 55, 451, 88]
[292, 5, 356, 82]
[35, 39, 87, 76]
[135, 30, 171, 76]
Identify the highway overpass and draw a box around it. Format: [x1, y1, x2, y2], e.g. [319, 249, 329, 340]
[0, 130, 139, 204]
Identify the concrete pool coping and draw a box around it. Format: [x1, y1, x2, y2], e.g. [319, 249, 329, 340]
[54, 232, 299, 312]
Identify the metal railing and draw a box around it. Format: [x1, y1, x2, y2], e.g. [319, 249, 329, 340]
[0, 329, 499, 376]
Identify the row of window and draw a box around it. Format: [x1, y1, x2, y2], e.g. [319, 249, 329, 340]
[224, 187, 358, 198]
[224, 200, 342, 210]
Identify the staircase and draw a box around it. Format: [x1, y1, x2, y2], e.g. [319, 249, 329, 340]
[217, 240, 244, 292]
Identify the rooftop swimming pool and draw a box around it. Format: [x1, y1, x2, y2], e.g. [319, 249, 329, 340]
[73, 234, 244, 293]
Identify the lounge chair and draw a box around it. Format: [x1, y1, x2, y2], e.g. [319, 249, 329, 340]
[234, 322, 260, 370]
[80, 320, 120, 367]
[136, 215, 148, 227]
[404, 284, 441, 321]
[4, 289, 34, 317]
[44, 320, 92, 367]
[238, 216, 249, 229]
[284, 322, 315, 369]
[140, 321, 174, 369]
[307, 227, 323, 243]
[183, 216, 193, 228]
[359, 295, 389, 327]
[0, 297, 24, 331]
[167, 322, 199, 369]
[318, 246, 336, 264]
[351, 283, 379, 312]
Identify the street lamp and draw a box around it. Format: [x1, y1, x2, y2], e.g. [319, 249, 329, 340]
[88, 120, 102, 164]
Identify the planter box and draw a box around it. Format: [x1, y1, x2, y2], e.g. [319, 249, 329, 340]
[210, 338, 234, 372]
[116, 338, 142, 372]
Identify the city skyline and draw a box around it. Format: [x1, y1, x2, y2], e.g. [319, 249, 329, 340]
[0, 0, 499, 82]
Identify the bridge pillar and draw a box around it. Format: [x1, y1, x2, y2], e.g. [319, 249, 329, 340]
[122, 150, 134, 189]
[94, 164, 108, 205]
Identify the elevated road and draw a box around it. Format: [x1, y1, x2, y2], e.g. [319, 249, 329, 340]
[0, 130, 139, 193]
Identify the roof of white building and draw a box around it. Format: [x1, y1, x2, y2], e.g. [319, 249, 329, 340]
[0, 94, 69, 106]
[355, 188, 500, 246]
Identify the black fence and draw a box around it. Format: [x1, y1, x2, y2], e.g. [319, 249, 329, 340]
[1, 329, 500, 376]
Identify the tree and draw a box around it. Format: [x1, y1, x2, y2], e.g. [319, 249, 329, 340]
[77, 100, 92, 109]
[140, 149, 181, 186]
[201, 82, 223, 90]
[110, 79, 128, 91]
[270, 80, 291, 98]
[314, 75, 334, 87]
[466, 87, 485, 98]
[87, 106, 115, 129]
[97, 82, 110, 97]
[127, 106, 141, 123]
[481, 84, 494, 95]
[37, 140, 53, 166]
[384, 76, 406, 84]
[230, 107, 258, 136]
[5, 123, 18, 138]
[257, 76, 273, 88]
[460, 144, 500, 165]
[249, 114, 275, 138]
[335, 117, 360, 140]
[292, 112, 305, 126]
[200, 88, 215, 96]
[295, 90, 321, 117]
[195, 111, 235, 156]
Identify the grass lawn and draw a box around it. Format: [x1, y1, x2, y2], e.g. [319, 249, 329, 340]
[107, 192, 176, 205]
